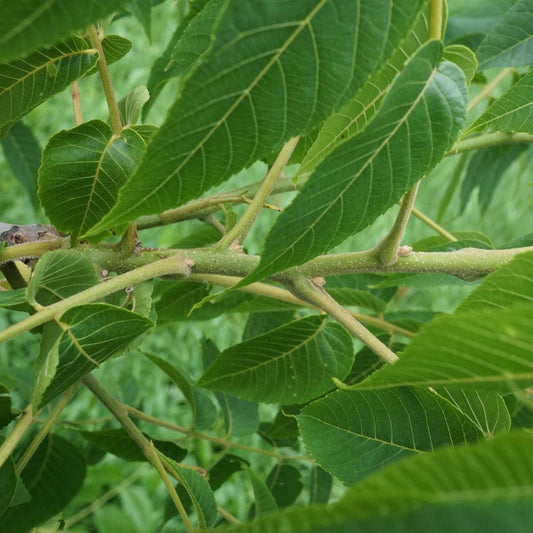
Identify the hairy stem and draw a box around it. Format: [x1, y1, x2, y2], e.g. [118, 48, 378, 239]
[16, 385, 78, 475]
[83, 375, 194, 531]
[286, 277, 399, 364]
[87, 25, 122, 135]
[0, 404, 36, 469]
[217, 136, 300, 248]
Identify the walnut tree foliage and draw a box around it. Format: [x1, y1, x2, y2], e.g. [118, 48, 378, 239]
[0, 0, 533, 531]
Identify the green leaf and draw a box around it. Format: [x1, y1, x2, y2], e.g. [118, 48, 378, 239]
[1, 120, 40, 207]
[129, 0, 152, 42]
[0, 384, 17, 429]
[141, 352, 217, 430]
[458, 250, 533, 312]
[297, 387, 482, 485]
[31, 323, 61, 409]
[347, 304, 533, 394]
[0, 289, 28, 310]
[26, 249, 98, 306]
[467, 69, 533, 134]
[309, 466, 332, 504]
[80, 428, 187, 463]
[443, 44, 478, 84]
[249, 469, 278, 517]
[242, 311, 297, 341]
[476, 0, 533, 69]
[208, 454, 249, 491]
[0, 434, 86, 532]
[299, 7, 430, 174]
[0, 0, 130, 63]
[220, 431, 533, 533]
[85, 34, 133, 76]
[435, 388, 510, 436]
[38, 121, 155, 241]
[0, 36, 98, 136]
[87, 0, 425, 234]
[0, 457, 17, 516]
[198, 316, 354, 404]
[118, 86, 150, 126]
[267, 464, 303, 508]
[165, 459, 218, 529]
[39, 303, 153, 407]
[215, 392, 259, 437]
[247, 41, 467, 283]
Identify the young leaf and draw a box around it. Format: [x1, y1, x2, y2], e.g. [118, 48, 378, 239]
[26, 249, 98, 306]
[0, 434, 86, 532]
[467, 70, 533, 135]
[118, 86, 150, 126]
[246, 41, 467, 283]
[38, 121, 155, 241]
[299, 6, 430, 174]
[39, 303, 153, 407]
[0, 36, 98, 137]
[297, 387, 482, 485]
[141, 352, 217, 430]
[1, 120, 41, 207]
[80, 428, 187, 463]
[0, 0, 131, 63]
[476, 0, 533, 69]
[87, 0, 425, 234]
[198, 316, 354, 404]
[84, 34, 133, 76]
[443, 44, 477, 84]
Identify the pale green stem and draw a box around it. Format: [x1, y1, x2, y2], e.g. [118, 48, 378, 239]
[373, 182, 420, 266]
[125, 405, 312, 462]
[136, 175, 308, 230]
[449, 132, 533, 155]
[0, 239, 65, 263]
[82, 375, 194, 532]
[467, 67, 513, 112]
[71, 81, 83, 125]
[0, 404, 36, 469]
[286, 276, 399, 364]
[15, 385, 78, 475]
[0, 253, 189, 345]
[218, 506, 241, 525]
[411, 206, 457, 242]
[428, 0, 443, 40]
[64, 466, 148, 528]
[217, 136, 300, 248]
[187, 273, 415, 338]
[87, 25, 122, 135]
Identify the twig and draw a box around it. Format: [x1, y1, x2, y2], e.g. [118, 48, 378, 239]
[373, 182, 420, 266]
[411, 206, 457, 242]
[467, 67, 513, 112]
[448, 132, 533, 155]
[82, 375, 194, 532]
[286, 276, 399, 364]
[0, 404, 36, 469]
[16, 385, 78, 475]
[87, 25, 122, 135]
[125, 405, 312, 462]
[218, 506, 242, 525]
[71, 81, 83, 125]
[216, 136, 300, 248]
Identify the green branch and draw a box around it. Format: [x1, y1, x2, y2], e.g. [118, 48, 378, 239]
[217, 136, 300, 248]
[87, 25, 122, 135]
[449, 132, 533, 155]
[286, 276, 399, 365]
[83, 375, 194, 532]
[0, 404, 36, 469]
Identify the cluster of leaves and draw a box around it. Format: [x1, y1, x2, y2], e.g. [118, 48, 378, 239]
[0, 0, 533, 531]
